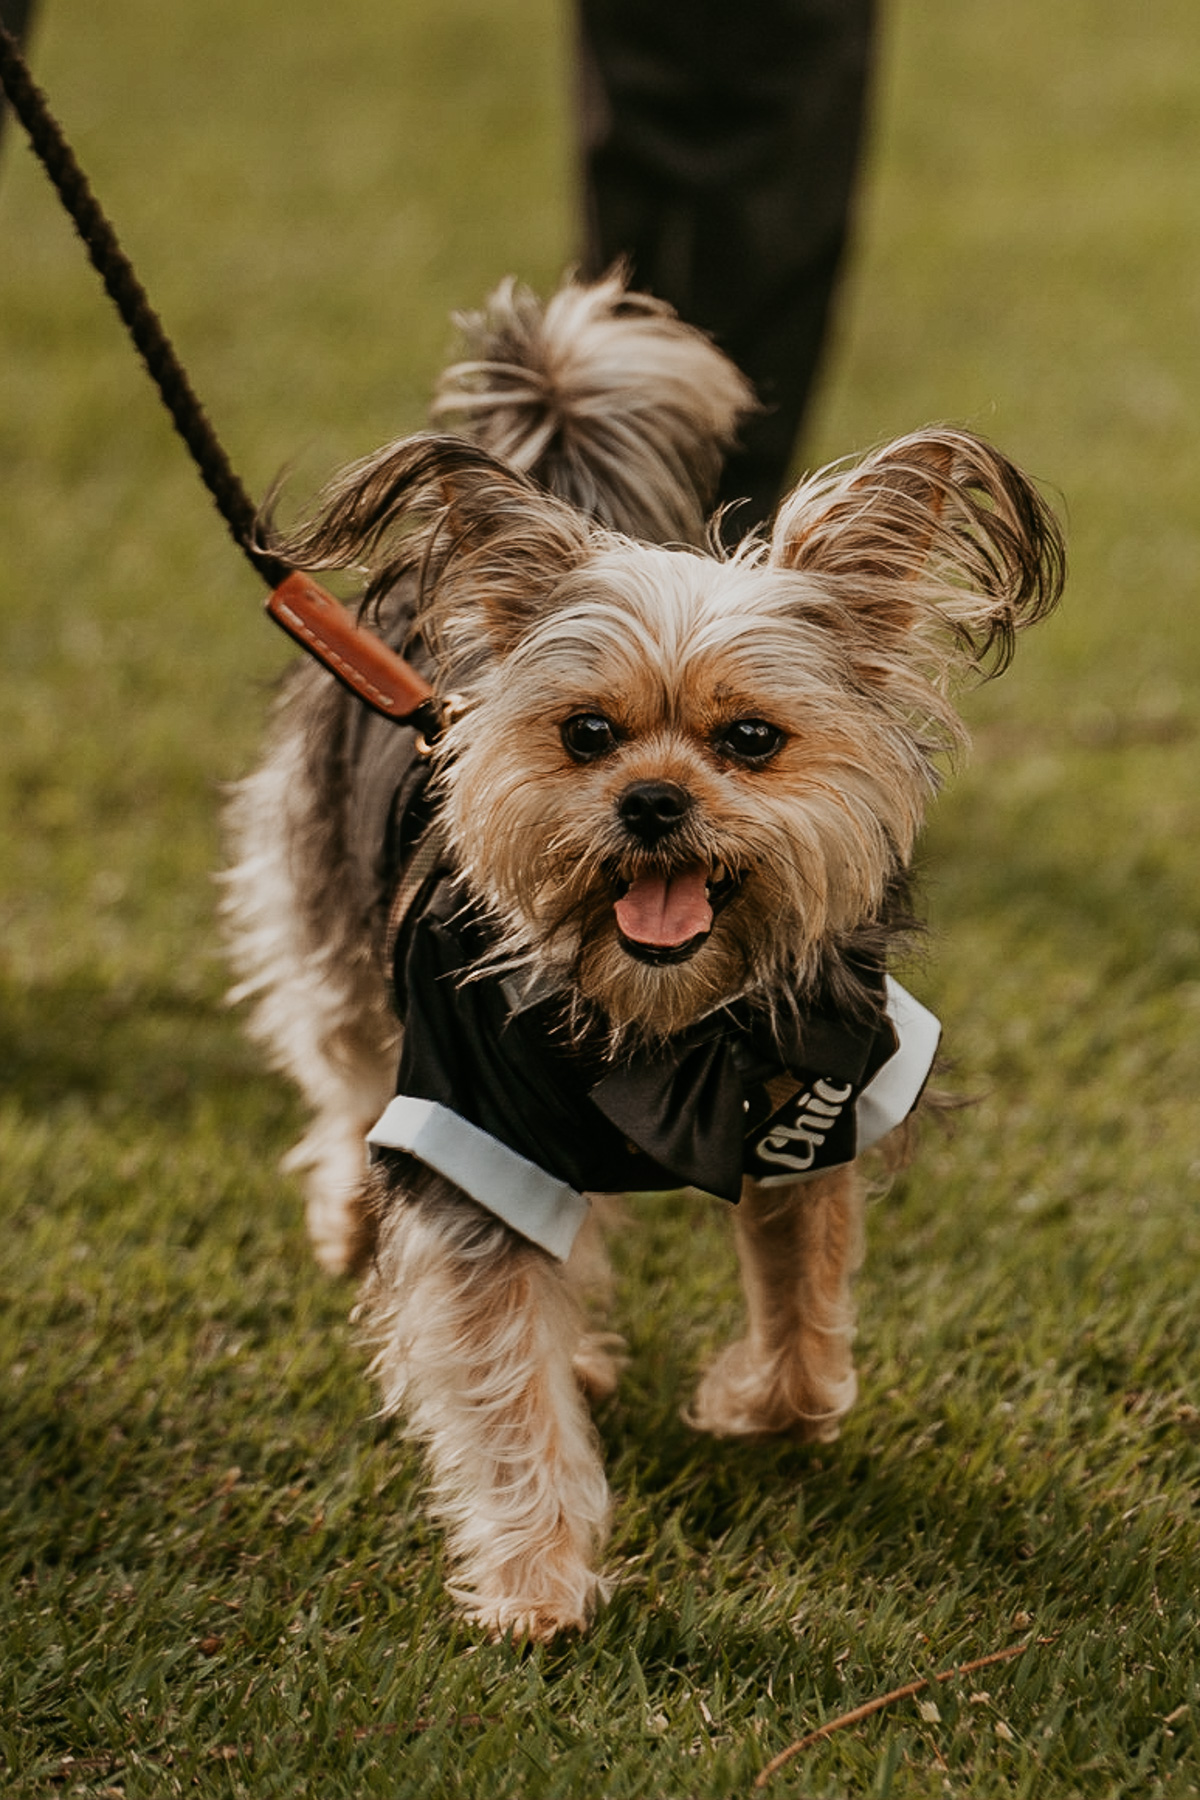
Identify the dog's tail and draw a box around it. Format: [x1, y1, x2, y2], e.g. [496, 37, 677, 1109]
[429, 268, 756, 547]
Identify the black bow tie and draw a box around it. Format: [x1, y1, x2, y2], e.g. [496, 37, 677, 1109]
[588, 994, 895, 1202]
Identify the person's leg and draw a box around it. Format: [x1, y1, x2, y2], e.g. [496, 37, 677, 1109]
[576, 0, 875, 530]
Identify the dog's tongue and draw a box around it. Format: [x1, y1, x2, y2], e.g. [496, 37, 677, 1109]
[615, 867, 712, 948]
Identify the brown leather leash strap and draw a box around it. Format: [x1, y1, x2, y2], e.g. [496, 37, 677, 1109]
[0, 21, 439, 731]
[267, 574, 436, 723]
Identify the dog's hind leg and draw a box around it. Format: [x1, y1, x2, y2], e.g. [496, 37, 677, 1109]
[362, 1165, 613, 1641]
[222, 698, 397, 1277]
[687, 1164, 865, 1444]
[284, 1066, 391, 1276]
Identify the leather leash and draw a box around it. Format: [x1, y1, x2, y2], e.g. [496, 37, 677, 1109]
[0, 22, 440, 733]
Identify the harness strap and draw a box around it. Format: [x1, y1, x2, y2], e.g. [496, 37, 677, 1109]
[383, 822, 450, 1001]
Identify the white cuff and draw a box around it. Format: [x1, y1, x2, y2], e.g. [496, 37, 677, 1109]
[366, 1095, 589, 1262]
[856, 976, 942, 1151]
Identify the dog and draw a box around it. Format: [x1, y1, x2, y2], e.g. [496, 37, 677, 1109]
[223, 270, 1065, 1640]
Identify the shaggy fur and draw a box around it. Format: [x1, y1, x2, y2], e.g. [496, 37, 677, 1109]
[224, 269, 1064, 1638]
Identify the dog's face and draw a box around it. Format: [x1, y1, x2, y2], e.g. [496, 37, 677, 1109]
[439, 547, 938, 1036]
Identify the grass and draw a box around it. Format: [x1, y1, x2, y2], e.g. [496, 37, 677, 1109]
[1, 0, 1198, 1793]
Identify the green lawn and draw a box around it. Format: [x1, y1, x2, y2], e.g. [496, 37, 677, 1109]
[1, 1, 1198, 1794]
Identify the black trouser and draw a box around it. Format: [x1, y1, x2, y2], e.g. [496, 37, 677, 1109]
[575, 0, 875, 530]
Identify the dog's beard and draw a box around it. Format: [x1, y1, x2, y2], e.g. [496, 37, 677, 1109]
[564, 870, 765, 1044]
[442, 850, 763, 1046]
[441, 784, 909, 1047]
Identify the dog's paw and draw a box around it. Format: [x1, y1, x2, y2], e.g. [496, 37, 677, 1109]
[572, 1330, 628, 1404]
[686, 1338, 856, 1444]
[466, 1600, 588, 1644]
[282, 1119, 380, 1275]
[304, 1185, 375, 1276]
[461, 1570, 610, 1644]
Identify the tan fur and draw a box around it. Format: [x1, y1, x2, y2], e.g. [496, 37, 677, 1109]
[224, 272, 1064, 1638]
[688, 1166, 864, 1442]
[357, 1173, 612, 1638]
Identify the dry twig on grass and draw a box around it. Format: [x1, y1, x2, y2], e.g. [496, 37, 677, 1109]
[754, 1639, 1036, 1788]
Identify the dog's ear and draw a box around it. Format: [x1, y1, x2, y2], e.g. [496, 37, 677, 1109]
[769, 428, 1065, 680]
[268, 434, 591, 666]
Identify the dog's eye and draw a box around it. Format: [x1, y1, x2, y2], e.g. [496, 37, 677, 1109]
[715, 719, 786, 765]
[561, 712, 620, 761]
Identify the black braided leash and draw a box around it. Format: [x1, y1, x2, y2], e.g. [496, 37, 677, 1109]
[0, 21, 287, 587]
[0, 21, 441, 729]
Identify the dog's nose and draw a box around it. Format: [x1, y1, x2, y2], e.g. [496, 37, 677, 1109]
[617, 780, 692, 843]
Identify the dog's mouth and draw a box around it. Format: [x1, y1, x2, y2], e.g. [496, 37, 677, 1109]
[612, 861, 742, 965]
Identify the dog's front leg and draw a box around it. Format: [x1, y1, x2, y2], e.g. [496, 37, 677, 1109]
[689, 1163, 865, 1443]
[360, 1159, 612, 1640]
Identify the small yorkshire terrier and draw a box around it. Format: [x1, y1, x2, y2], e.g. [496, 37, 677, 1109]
[224, 271, 1064, 1640]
